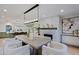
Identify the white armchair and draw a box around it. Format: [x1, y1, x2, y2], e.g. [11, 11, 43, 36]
[4, 44, 30, 55]
[42, 41, 68, 55]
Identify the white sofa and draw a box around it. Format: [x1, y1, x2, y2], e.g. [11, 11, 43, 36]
[42, 41, 68, 55]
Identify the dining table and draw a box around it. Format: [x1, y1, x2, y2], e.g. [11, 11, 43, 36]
[21, 36, 51, 55]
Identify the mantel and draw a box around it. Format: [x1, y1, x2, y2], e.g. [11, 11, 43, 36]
[37, 27, 57, 35]
[37, 28, 57, 30]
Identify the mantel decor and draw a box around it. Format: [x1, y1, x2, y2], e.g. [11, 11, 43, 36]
[37, 27, 57, 35]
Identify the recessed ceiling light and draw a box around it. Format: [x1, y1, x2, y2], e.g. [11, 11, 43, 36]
[60, 9, 64, 13]
[3, 9, 7, 12]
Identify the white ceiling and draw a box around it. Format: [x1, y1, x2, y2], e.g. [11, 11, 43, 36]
[39, 4, 79, 18]
[0, 4, 34, 19]
[0, 4, 79, 20]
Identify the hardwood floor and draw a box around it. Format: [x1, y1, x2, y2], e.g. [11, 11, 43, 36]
[67, 45, 79, 55]
[0, 39, 4, 47]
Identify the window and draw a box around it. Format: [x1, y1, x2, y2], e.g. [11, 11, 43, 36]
[6, 25, 12, 33]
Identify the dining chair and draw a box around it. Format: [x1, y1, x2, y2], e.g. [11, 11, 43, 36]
[42, 41, 68, 55]
[4, 44, 30, 55]
[0, 47, 3, 55]
[3, 38, 22, 49]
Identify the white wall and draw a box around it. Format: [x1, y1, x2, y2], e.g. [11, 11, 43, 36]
[0, 18, 15, 32]
[0, 17, 26, 32]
